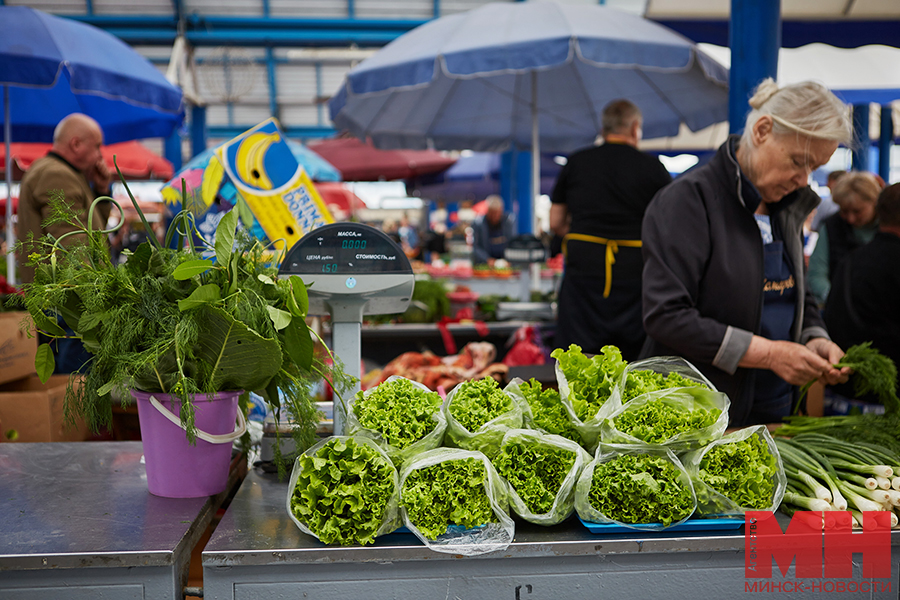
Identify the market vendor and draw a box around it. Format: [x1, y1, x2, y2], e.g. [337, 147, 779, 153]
[641, 79, 852, 426]
[471, 195, 516, 265]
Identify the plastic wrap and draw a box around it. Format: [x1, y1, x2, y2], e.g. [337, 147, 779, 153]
[600, 386, 730, 452]
[575, 443, 697, 531]
[444, 378, 525, 458]
[681, 425, 787, 516]
[610, 356, 717, 405]
[494, 428, 591, 525]
[554, 360, 622, 453]
[286, 436, 401, 545]
[346, 375, 447, 466]
[399, 447, 514, 556]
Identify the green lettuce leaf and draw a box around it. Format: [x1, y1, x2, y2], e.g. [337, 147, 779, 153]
[289, 437, 396, 546]
[520, 378, 581, 444]
[550, 344, 627, 422]
[699, 434, 777, 510]
[401, 458, 497, 539]
[493, 438, 576, 515]
[353, 378, 442, 449]
[621, 370, 708, 403]
[449, 377, 513, 432]
[588, 453, 694, 526]
[612, 398, 721, 444]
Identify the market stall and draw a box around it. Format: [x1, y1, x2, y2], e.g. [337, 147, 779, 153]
[202, 466, 900, 600]
[0, 442, 243, 599]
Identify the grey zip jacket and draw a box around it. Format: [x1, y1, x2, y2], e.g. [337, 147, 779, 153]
[640, 135, 830, 426]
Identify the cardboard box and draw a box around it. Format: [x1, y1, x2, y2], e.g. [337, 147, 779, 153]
[0, 311, 37, 386]
[0, 374, 90, 443]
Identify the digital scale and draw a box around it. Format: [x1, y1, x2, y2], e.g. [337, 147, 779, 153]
[278, 222, 414, 435]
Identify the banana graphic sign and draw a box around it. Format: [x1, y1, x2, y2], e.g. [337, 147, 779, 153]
[161, 118, 334, 254]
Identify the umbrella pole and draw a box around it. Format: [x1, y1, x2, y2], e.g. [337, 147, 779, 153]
[4, 85, 14, 286]
[531, 71, 540, 237]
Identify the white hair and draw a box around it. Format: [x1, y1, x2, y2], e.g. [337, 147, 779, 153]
[740, 78, 853, 149]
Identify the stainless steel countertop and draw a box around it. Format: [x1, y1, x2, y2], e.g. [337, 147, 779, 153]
[205, 466, 770, 567]
[1, 442, 214, 571]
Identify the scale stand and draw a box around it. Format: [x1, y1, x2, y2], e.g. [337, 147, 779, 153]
[279, 223, 414, 435]
[504, 235, 548, 302]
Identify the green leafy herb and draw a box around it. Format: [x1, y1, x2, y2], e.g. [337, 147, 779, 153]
[550, 344, 627, 422]
[612, 399, 721, 444]
[520, 378, 581, 443]
[289, 438, 396, 546]
[493, 438, 576, 515]
[795, 342, 899, 415]
[449, 377, 513, 432]
[588, 453, 694, 526]
[353, 378, 443, 449]
[401, 457, 497, 539]
[621, 370, 708, 403]
[699, 434, 777, 510]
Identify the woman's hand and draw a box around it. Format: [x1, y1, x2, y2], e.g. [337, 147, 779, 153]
[740, 336, 835, 386]
[805, 337, 852, 385]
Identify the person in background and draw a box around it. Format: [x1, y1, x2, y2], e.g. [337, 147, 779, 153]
[471, 195, 516, 265]
[397, 212, 420, 259]
[17, 113, 112, 373]
[18, 113, 112, 284]
[549, 99, 671, 360]
[641, 78, 852, 426]
[809, 170, 847, 232]
[807, 171, 882, 306]
[825, 183, 900, 399]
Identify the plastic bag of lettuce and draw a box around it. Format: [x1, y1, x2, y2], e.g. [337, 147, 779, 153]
[600, 386, 730, 453]
[512, 377, 586, 448]
[492, 428, 591, 525]
[613, 356, 716, 405]
[399, 447, 514, 555]
[444, 377, 524, 458]
[551, 344, 628, 452]
[287, 436, 401, 546]
[346, 376, 447, 466]
[681, 425, 787, 516]
[575, 444, 697, 530]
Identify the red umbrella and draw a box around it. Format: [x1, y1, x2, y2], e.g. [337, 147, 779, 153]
[0, 140, 174, 180]
[308, 137, 456, 182]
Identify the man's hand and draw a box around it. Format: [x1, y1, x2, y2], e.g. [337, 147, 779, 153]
[88, 157, 112, 194]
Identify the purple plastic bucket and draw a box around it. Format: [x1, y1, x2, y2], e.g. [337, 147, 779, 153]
[133, 390, 241, 498]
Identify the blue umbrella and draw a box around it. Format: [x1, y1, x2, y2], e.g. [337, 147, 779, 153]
[1, 6, 184, 283]
[329, 2, 728, 229]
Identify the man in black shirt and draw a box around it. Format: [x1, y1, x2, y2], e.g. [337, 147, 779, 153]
[550, 99, 672, 359]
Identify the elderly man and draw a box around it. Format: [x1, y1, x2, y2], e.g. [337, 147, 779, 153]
[18, 113, 112, 284]
[550, 99, 671, 360]
[472, 195, 516, 265]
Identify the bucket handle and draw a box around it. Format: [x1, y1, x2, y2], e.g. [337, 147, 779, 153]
[149, 394, 247, 444]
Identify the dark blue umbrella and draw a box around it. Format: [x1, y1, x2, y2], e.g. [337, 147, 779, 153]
[1, 6, 184, 283]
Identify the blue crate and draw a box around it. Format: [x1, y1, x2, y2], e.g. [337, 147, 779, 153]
[580, 516, 744, 534]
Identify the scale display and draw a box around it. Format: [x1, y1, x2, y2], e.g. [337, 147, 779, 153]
[281, 223, 412, 276]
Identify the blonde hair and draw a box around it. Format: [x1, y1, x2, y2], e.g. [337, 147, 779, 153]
[741, 78, 853, 149]
[831, 171, 882, 208]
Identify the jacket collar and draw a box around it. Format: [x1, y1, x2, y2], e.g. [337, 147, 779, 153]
[47, 151, 84, 177]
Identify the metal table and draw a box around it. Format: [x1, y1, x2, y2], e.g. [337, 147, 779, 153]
[0, 442, 229, 600]
[203, 467, 900, 600]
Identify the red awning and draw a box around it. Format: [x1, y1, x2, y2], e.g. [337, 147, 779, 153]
[308, 137, 456, 182]
[315, 181, 367, 216]
[0, 141, 174, 180]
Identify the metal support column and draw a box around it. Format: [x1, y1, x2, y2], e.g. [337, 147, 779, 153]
[852, 103, 870, 172]
[515, 150, 533, 235]
[728, 0, 781, 134]
[165, 128, 183, 172]
[190, 105, 206, 159]
[879, 104, 893, 183]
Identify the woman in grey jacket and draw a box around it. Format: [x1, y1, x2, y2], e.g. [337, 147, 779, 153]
[641, 79, 852, 426]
